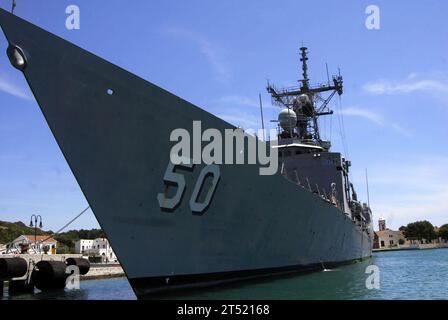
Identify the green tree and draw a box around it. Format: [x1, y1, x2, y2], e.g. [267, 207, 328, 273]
[56, 244, 71, 254]
[403, 220, 437, 241]
[438, 224, 448, 240]
[0, 220, 47, 244]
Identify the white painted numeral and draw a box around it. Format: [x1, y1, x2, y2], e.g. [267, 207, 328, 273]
[157, 162, 220, 214]
[190, 164, 220, 213]
[157, 162, 194, 210]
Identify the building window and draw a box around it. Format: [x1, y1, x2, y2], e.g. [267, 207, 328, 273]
[389, 240, 394, 245]
[380, 241, 385, 247]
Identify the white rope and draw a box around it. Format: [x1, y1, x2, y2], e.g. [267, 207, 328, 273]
[36, 206, 91, 244]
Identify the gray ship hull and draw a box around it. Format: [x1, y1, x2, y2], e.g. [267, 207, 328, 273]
[0, 9, 372, 297]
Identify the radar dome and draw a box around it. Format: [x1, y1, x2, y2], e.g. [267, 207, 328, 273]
[297, 94, 311, 106]
[295, 94, 313, 116]
[278, 108, 297, 131]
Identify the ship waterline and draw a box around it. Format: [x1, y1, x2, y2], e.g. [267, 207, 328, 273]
[0, 8, 372, 298]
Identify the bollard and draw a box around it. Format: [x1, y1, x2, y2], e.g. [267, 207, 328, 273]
[0, 257, 28, 279]
[32, 260, 68, 291]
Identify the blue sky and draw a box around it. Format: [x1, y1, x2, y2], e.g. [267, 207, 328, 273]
[0, 0, 447, 231]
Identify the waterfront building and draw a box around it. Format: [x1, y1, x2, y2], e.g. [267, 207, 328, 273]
[75, 239, 94, 252]
[75, 238, 118, 263]
[9, 235, 57, 254]
[373, 218, 448, 249]
[375, 229, 405, 248]
[373, 233, 380, 249]
[378, 217, 386, 231]
[374, 218, 405, 249]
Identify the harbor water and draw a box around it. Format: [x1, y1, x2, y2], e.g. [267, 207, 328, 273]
[3, 249, 448, 300]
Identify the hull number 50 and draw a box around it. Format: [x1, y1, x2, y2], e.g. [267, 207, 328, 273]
[157, 162, 220, 214]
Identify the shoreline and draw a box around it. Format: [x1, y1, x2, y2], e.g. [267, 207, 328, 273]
[373, 246, 448, 253]
[81, 274, 126, 281]
[80, 265, 125, 280]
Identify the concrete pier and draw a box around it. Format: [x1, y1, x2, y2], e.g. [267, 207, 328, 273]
[81, 264, 124, 280]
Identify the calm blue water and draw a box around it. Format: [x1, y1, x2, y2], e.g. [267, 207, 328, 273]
[3, 249, 448, 300]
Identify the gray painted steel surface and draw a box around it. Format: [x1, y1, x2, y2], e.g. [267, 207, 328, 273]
[0, 9, 372, 297]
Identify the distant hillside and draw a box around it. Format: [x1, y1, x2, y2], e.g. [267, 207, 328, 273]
[0, 220, 105, 253]
[0, 220, 48, 244]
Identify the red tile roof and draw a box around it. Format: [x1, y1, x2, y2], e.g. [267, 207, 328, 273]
[22, 235, 57, 243]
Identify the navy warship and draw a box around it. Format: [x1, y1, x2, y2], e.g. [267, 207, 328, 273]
[0, 8, 373, 298]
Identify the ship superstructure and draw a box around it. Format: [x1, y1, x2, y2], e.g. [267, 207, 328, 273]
[269, 47, 372, 229]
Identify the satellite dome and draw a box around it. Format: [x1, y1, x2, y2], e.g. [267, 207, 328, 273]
[278, 108, 297, 131]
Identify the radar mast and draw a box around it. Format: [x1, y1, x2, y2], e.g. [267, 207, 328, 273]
[267, 46, 343, 150]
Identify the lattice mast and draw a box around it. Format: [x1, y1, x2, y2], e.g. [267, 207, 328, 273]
[267, 47, 344, 149]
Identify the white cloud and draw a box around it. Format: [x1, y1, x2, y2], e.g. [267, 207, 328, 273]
[218, 95, 257, 108]
[164, 27, 230, 82]
[209, 94, 278, 130]
[372, 189, 448, 230]
[340, 107, 411, 137]
[353, 157, 448, 229]
[217, 95, 277, 110]
[218, 111, 260, 129]
[0, 76, 32, 100]
[363, 73, 448, 95]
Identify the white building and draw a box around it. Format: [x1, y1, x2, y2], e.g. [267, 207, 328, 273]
[376, 229, 405, 248]
[10, 235, 58, 254]
[374, 217, 406, 249]
[378, 217, 386, 231]
[74, 238, 117, 263]
[75, 239, 94, 253]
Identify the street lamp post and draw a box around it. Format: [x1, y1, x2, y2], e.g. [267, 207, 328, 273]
[29, 214, 43, 253]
